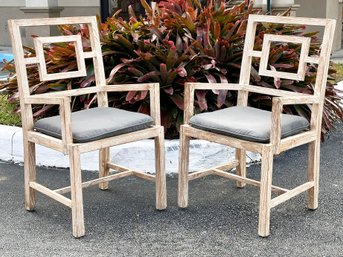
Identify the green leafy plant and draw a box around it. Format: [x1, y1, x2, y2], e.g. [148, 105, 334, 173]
[0, 0, 342, 138]
[0, 95, 21, 126]
[332, 63, 343, 83]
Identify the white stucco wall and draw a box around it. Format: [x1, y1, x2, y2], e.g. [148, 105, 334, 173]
[295, 0, 342, 50]
[0, 0, 100, 46]
[0, 0, 24, 7]
[0, 0, 99, 7]
[58, 0, 99, 7]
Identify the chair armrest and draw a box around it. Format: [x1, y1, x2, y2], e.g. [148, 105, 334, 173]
[102, 83, 155, 92]
[25, 87, 102, 100]
[105, 83, 161, 126]
[241, 84, 319, 99]
[242, 85, 299, 97]
[270, 95, 318, 154]
[24, 95, 67, 105]
[24, 84, 154, 102]
[275, 95, 320, 105]
[184, 81, 318, 124]
[25, 95, 73, 151]
[185, 82, 244, 91]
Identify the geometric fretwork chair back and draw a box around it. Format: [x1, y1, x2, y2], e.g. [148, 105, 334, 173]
[8, 16, 166, 238]
[178, 15, 336, 237]
[239, 15, 336, 147]
[9, 17, 107, 143]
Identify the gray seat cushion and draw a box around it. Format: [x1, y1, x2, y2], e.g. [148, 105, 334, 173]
[189, 106, 309, 143]
[34, 107, 154, 143]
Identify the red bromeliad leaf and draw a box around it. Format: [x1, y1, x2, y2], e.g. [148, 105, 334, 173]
[166, 45, 177, 69]
[250, 66, 261, 82]
[161, 108, 174, 129]
[202, 63, 213, 70]
[196, 90, 208, 110]
[33, 84, 49, 94]
[136, 91, 148, 101]
[176, 33, 183, 53]
[48, 83, 67, 91]
[121, 57, 141, 64]
[128, 5, 137, 20]
[196, 26, 204, 43]
[163, 87, 174, 95]
[251, 94, 272, 102]
[213, 21, 221, 39]
[138, 102, 150, 115]
[80, 75, 95, 88]
[33, 105, 54, 118]
[269, 65, 281, 89]
[126, 91, 137, 102]
[273, 63, 295, 69]
[84, 94, 97, 109]
[280, 79, 295, 86]
[113, 34, 135, 51]
[170, 94, 184, 110]
[107, 63, 127, 83]
[203, 21, 212, 49]
[216, 90, 228, 107]
[160, 63, 168, 83]
[212, 74, 229, 107]
[137, 71, 161, 82]
[128, 67, 144, 77]
[141, 0, 153, 17]
[177, 67, 187, 77]
[218, 74, 228, 83]
[150, 25, 163, 40]
[205, 73, 217, 83]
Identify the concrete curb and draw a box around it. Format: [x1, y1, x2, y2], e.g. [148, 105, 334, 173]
[0, 124, 261, 174]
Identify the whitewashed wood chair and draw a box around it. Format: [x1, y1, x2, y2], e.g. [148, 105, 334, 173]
[8, 16, 166, 238]
[178, 15, 336, 237]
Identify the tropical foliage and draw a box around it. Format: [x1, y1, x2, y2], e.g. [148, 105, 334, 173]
[0, 0, 342, 137]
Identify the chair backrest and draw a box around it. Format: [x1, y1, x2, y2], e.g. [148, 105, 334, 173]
[238, 14, 336, 130]
[8, 16, 108, 129]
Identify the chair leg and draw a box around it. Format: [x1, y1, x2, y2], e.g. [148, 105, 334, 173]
[24, 140, 36, 211]
[69, 146, 85, 238]
[307, 140, 320, 210]
[258, 146, 274, 237]
[99, 147, 110, 190]
[235, 149, 246, 188]
[178, 126, 190, 208]
[154, 128, 167, 210]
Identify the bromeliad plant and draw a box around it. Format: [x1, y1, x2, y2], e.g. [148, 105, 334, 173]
[102, 0, 254, 136]
[0, 0, 342, 137]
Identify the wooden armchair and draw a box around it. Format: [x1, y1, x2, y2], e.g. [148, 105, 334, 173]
[178, 15, 336, 237]
[8, 16, 166, 238]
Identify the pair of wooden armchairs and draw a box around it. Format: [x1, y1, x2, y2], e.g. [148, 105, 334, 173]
[8, 15, 335, 238]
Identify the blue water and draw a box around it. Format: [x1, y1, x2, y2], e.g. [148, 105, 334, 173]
[0, 53, 13, 79]
[0, 53, 13, 62]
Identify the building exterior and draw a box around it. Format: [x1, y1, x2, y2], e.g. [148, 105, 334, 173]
[0, 0, 342, 50]
[0, 0, 99, 46]
[295, 0, 342, 51]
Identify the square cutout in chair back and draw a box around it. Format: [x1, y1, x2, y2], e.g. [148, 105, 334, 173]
[259, 34, 311, 81]
[33, 35, 87, 81]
